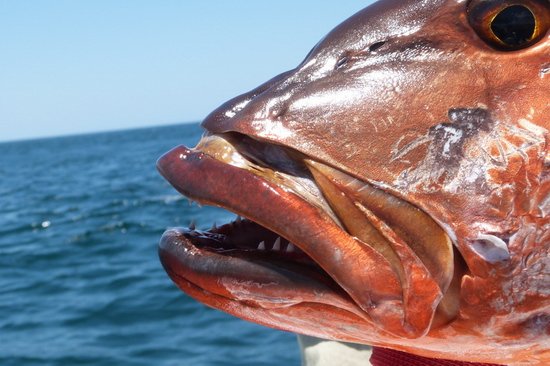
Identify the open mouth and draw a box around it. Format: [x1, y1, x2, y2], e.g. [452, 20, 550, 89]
[157, 133, 462, 339]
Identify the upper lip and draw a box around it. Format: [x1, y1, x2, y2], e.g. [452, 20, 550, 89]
[157, 132, 458, 339]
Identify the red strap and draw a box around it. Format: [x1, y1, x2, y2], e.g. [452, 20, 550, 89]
[370, 347, 503, 366]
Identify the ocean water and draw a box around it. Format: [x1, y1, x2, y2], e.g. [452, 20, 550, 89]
[0, 124, 300, 366]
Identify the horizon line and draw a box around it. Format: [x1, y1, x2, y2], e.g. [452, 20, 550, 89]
[0, 120, 201, 145]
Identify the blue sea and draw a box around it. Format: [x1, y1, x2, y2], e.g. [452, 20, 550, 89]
[0, 124, 301, 366]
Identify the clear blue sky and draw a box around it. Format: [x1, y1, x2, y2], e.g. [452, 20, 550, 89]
[0, 1, 373, 142]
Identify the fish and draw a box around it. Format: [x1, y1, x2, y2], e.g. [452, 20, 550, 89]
[157, 0, 550, 365]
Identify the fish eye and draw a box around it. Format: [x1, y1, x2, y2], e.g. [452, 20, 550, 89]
[491, 5, 536, 46]
[467, 0, 549, 50]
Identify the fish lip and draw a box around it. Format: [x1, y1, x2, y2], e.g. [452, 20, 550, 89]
[156, 145, 367, 314]
[158, 227, 360, 313]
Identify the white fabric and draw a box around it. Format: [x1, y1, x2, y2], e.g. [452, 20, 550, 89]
[298, 335, 373, 366]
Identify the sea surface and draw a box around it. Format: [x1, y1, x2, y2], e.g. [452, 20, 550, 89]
[0, 124, 301, 366]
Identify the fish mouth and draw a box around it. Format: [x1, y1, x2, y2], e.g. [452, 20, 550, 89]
[157, 133, 462, 339]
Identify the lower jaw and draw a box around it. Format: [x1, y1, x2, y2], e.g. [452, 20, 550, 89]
[158, 236, 387, 344]
[158, 226, 369, 316]
[158, 246, 505, 366]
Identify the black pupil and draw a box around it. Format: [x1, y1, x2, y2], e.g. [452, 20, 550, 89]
[491, 5, 536, 47]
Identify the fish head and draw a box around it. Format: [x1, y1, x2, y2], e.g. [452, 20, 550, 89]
[158, 0, 549, 363]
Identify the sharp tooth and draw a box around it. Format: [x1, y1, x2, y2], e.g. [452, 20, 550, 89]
[236, 216, 242, 224]
[211, 222, 217, 230]
[272, 237, 281, 251]
[286, 243, 296, 253]
[258, 241, 266, 250]
[189, 220, 196, 230]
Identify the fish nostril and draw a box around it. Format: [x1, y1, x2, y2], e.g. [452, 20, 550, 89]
[335, 41, 387, 71]
[368, 41, 387, 53]
[335, 55, 350, 70]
